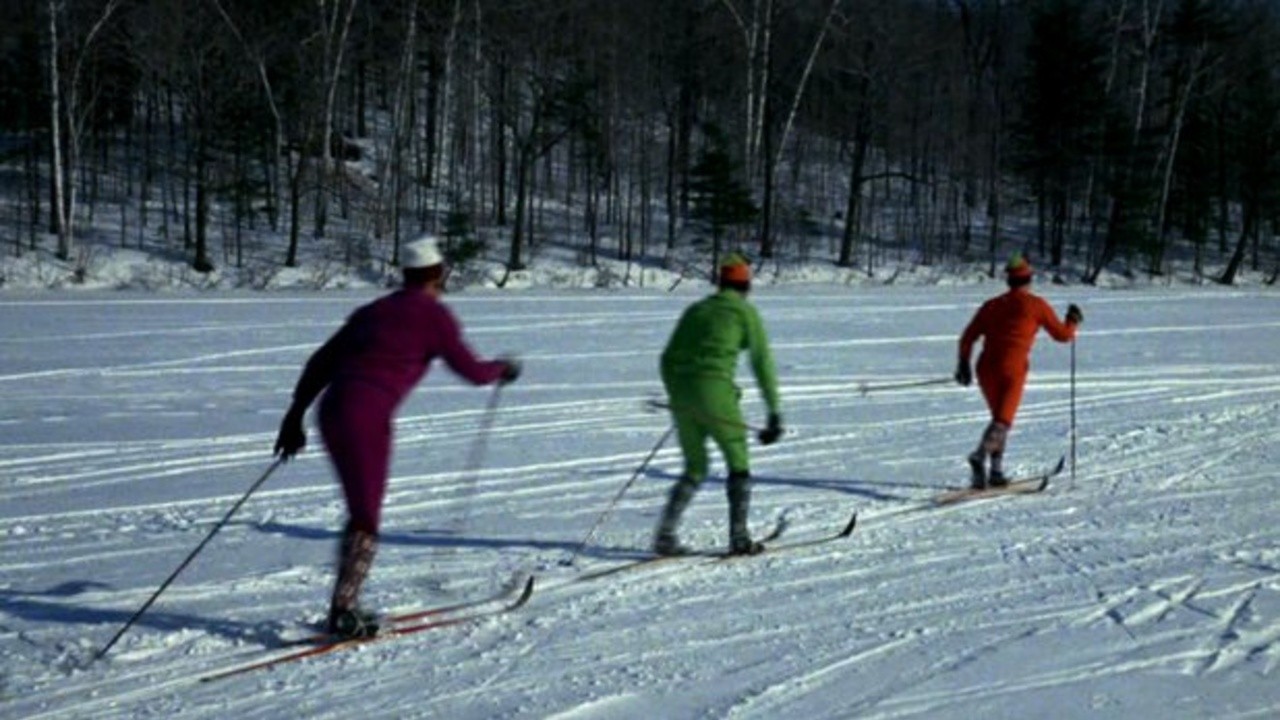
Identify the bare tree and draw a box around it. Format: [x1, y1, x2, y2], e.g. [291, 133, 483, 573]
[1151, 42, 1212, 274]
[208, 0, 286, 235]
[759, 0, 842, 259]
[6, 0, 1280, 285]
[715, 0, 772, 183]
[312, 0, 359, 240]
[1093, 0, 1168, 282]
[46, 0, 124, 262]
[379, 0, 419, 260]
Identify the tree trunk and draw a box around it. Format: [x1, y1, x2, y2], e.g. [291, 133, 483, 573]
[47, 0, 70, 260]
[314, 0, 360, 240]
[837, 76, 872, 268]
[1152, 44, 1208, 275]
[286, 153, 303, 267]
[665, 107, 679, 252]
[507, 145, 533, 270]
[759, 98, 774, 258]
[493, 62, 508, 226]
[192, 94, 213, 273]
[1219, 203, 1254, 285]
[424, 48, 442, 192]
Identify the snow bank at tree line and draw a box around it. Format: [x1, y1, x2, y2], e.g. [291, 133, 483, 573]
[0, 241, 1274, 293]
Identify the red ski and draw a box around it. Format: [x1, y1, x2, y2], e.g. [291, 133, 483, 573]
[200, 576, 534, 682]
[275, 572, 530, 648]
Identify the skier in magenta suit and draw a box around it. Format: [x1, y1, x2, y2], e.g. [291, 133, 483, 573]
[274, 236, 520, 638]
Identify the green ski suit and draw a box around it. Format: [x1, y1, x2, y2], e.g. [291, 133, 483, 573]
[660, 288, 781, 482]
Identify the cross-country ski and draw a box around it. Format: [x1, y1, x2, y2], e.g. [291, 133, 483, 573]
[575, 512, 856, 582]
[274, 570, 532, 648]
[935, 456, 1066, 505]
[200, 577, 535, 682]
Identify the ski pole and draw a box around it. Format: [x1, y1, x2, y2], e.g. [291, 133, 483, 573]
[94, 457, 284, 661]
[560, 425, 675, 567]
[856, 377, 952, 396]
[645, 397, 763, 432]
[446, 383, 504, 537]
[1070, 338, 1077, 490]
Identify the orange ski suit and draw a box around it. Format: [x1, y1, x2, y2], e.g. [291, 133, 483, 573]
[958, 287, 1076, 426]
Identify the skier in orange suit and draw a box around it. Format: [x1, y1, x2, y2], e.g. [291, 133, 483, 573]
[955, 253, 1082, 488]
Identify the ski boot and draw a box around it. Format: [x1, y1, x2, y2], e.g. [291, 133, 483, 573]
[327, 607, 380, 639]
[729, 534, 765, 556]
[988, 450, 1007, 487]
[967, 451, 987, 490]
[653, 533, 691, 557]
[328, 524, 379, 638]
[727, 470, 764, 555]
[654, 476, 698, 556]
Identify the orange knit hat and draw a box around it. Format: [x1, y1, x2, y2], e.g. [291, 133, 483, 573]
[1005, 252, 1033, 280]
[719, 253, 751, 284]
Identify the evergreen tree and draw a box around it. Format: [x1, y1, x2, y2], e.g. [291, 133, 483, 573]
[1009, 0, 1110, 269]
[688, 124, 759, 274]
[1166, 0, 1231, 276]
[443, 206, 484, 269]
[1221, 3, 1280, 284]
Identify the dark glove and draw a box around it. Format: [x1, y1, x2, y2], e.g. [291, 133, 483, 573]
[274, 408, 306, 460]
[1066, 303, 1084, 325]
[498, 356, 522, 385]
[757, 413, 783, 446]
[954, 359, 972, 387]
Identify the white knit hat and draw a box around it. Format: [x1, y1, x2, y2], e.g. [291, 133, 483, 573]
[402, 235, 444, 269]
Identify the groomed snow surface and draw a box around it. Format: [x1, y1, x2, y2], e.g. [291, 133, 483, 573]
[1, 285, 1277, 719]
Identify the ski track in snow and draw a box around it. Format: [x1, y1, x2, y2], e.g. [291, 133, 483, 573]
[1, 287, 1278, 719]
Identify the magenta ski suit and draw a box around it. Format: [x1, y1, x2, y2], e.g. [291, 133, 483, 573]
[292, 289, 507, 534]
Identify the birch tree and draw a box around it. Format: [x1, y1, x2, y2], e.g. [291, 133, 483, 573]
[46, 0, 124, 263]
[312, 0, 359, 240]
[1093, 0, 1167, 281]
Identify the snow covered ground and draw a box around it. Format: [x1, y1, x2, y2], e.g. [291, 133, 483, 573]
[1, 283, 1278, 719]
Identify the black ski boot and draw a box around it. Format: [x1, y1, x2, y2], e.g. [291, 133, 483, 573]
[727, 470, 764, 555]
[988, 452, 1007, 487]
[653, 476, 698, 556]
[729, 535, 765, 556]
[327, 607, 380, 639]
[967, 451, 987, 490]
[653, 533, 692, 556]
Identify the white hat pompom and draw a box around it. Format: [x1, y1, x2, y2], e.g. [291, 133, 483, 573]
[402, 236, 444, 269]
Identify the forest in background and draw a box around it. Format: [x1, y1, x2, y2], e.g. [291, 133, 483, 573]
[1, 0, 1278, 287]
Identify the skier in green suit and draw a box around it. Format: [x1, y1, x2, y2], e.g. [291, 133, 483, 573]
[654, 253, 784, 556]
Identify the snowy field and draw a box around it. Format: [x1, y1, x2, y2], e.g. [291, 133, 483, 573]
[1, 284, 1278, 719]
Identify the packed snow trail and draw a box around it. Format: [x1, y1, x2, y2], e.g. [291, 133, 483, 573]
[1, 287, 1278, 719]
